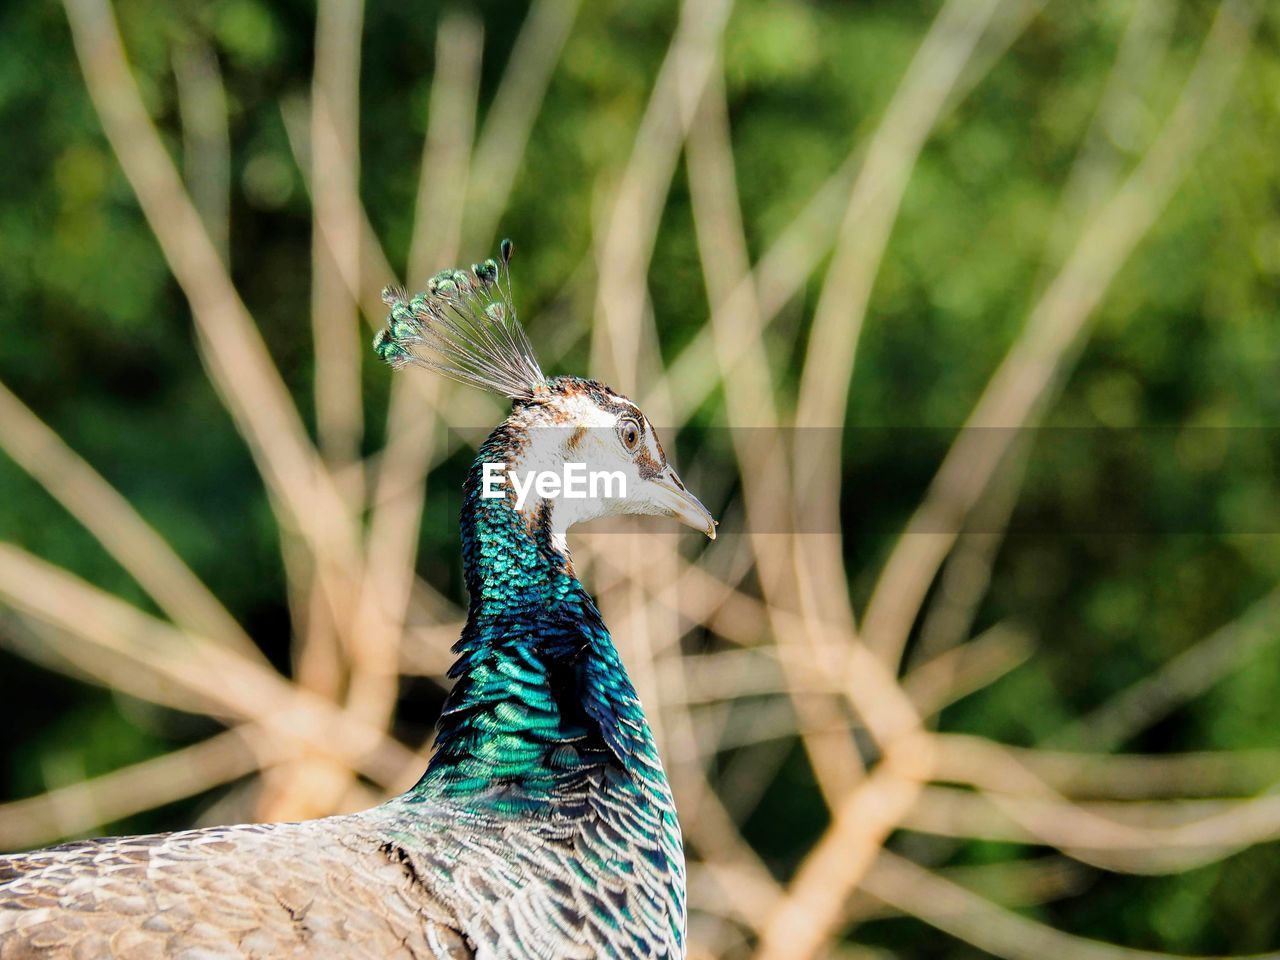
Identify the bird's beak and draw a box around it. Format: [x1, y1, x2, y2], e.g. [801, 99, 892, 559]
[649, 468, 717, 540]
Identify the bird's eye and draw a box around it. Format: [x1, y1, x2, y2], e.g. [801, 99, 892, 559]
[618, 418, 642, 452]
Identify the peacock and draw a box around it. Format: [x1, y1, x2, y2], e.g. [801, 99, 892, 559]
[0, 240, 715, 959]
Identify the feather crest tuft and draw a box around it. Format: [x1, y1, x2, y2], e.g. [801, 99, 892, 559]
[373, 240, 545, 399]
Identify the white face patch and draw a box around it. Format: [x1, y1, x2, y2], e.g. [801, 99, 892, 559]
[480, 391, 677, 556]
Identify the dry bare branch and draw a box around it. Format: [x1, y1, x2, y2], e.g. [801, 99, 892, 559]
[933, 736, 1280, 800]
[861, 850, 1235, 960]
[902, 622, 1034, 717]
[901, 2, 1177, 672]
[753, 727, 935, 960]
[786, 0, 1033, 671]
[0, 380, 260, 662]
[462, 0, 583, 250]
[845, 855, 1092, 923]
[792, 0, 1010, 434]
[310, 0, 367, 471]
[0, 726, 273, 852]
[650, 154, 855, 421]
[62, 0, 363, 640]
[345, 11, 483, 735]
[589, 0, 734, 394]
[686, 66, 862, 801]
[1062, 585, 1280, 751]
[903, 783, 1280, 876]
[407, 13, 483, 287]
[859, 0, 1259, 672]
[918, 735, 1280, 873]
[0, 544, 416, 788]
[746, 1, 1052, 949]
[281, 95, 399, 321]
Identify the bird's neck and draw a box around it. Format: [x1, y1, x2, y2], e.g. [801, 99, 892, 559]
[411, 422, 669, 810]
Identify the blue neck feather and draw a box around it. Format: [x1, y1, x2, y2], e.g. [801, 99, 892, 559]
[413, 419, 668, 812]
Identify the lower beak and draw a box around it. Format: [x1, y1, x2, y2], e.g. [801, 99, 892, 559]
[649, 469, 717, 540]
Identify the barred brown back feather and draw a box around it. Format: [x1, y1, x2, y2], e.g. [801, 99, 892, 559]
[0, 814, 470, 959]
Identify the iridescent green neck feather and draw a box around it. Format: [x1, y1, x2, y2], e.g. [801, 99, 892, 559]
[413, 408, 668, 813]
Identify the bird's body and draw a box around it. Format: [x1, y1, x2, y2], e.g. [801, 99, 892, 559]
[0, 249, 712, 959]
[0, 784, 673, 959]
[0, 813, 467, 959]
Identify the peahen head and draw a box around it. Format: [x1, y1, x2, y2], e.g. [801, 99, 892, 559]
[373, 240, 715, 546]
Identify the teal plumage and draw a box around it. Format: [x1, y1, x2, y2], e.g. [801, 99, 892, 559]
[0, 244, 712, 959]
[386, 409, 686, 955]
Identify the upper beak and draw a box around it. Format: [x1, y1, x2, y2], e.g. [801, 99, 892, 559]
[649, 468, 717, 540]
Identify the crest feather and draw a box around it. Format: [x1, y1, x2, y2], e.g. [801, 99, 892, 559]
[373, 239, 546, 399]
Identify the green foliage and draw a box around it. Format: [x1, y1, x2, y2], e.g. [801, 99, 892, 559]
[3, 0, 1280, 955]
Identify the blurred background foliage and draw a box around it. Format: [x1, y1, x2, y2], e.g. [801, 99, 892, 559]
[2, 0, 1280, 956]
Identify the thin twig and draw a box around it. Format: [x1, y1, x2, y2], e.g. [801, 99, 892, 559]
[172, 35, 230, 263]
[1059, 585, 1280, 751]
